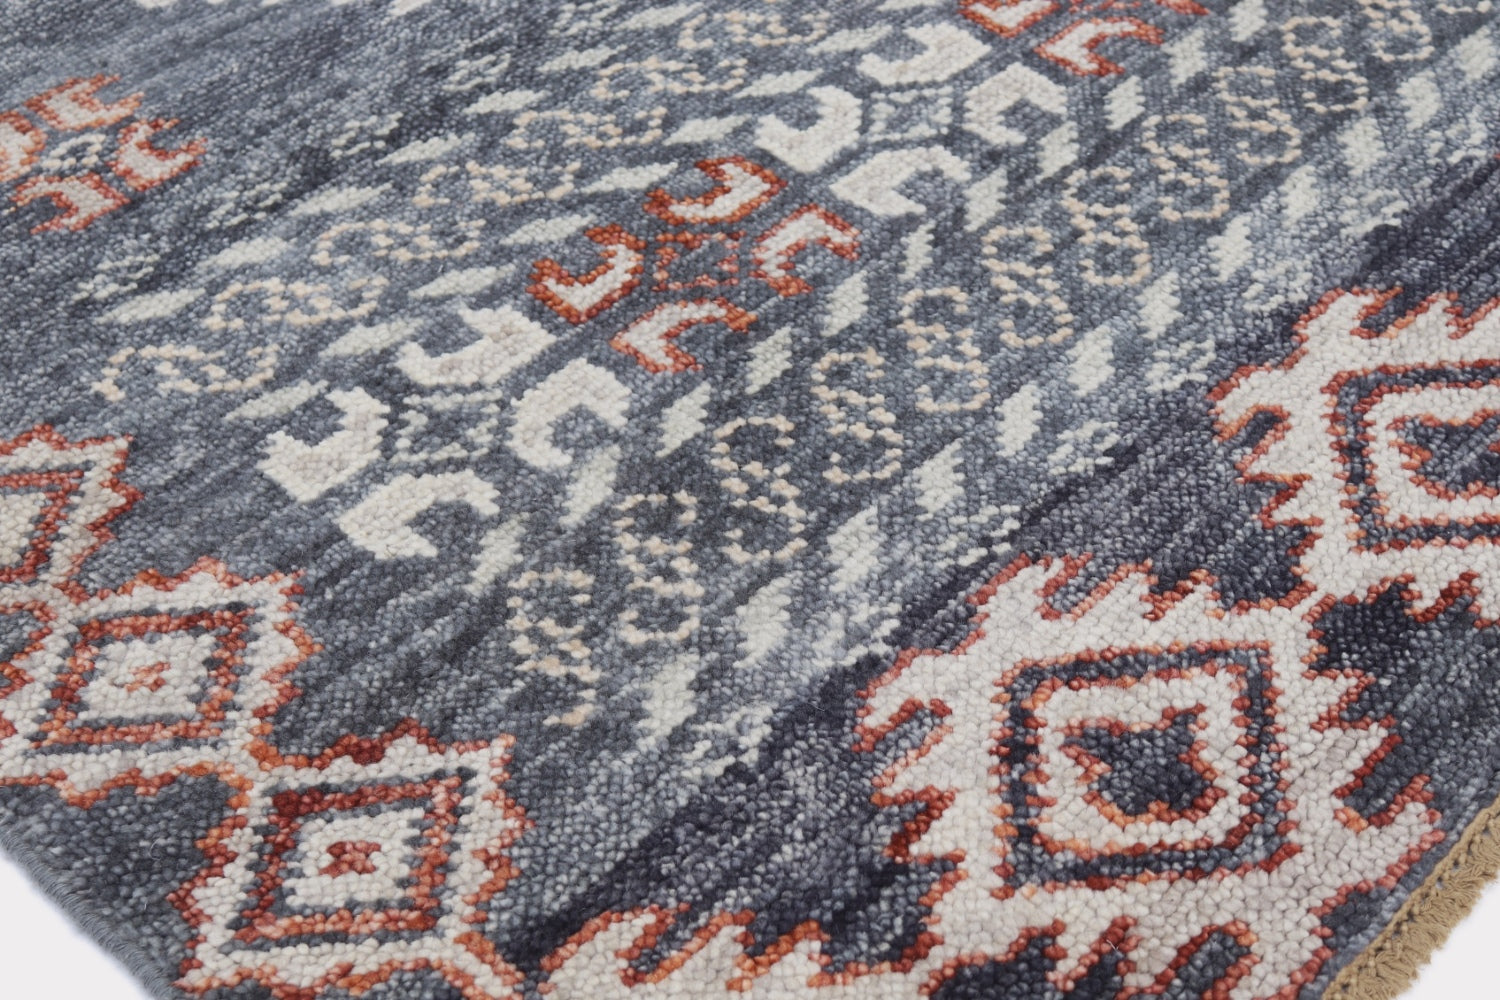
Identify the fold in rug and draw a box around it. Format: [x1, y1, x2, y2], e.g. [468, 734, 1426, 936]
[2, 2, 1500, 998]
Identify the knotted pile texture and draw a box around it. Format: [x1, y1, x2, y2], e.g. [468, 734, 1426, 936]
[4, 2, 1500, 998]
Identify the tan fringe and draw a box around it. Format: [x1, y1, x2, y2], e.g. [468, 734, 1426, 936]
[1328, 798, 1500, 1000]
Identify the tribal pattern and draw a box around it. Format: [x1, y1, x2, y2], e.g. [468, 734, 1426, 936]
[1214, 289, 1500, 622]
[543, 557, 1442, 999]
[0, 428, 530, 999]
[3, 1, 1500, 999]
[4, 76, 203, 234]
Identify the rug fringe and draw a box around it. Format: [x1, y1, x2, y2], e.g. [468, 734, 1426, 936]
[1331, 798, 1500, 1000]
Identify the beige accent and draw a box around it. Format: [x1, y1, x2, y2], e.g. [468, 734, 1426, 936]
[1329, 798, 1500, 1000]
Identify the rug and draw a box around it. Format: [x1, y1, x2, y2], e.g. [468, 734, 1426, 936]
[2, 2, 1499, 998]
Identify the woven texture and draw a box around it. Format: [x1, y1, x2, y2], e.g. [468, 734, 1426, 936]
[2, 2, 1500, 998]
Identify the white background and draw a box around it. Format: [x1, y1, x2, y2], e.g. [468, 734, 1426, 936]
[0, 847, 1493, 998]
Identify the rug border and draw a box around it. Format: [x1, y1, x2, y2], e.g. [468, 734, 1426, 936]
[1329, 791, 1500, 999]
[3, 782, 1500, 999]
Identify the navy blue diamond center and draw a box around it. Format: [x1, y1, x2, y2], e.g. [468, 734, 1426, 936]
[995, 645, 1290, 890]
[1335, 364, 1500, 548]
[1400, 413, 1500, 500]
[1065, 710, 1214, 819]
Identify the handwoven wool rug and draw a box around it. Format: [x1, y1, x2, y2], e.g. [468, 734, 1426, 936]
[3, 1, 1500, 998]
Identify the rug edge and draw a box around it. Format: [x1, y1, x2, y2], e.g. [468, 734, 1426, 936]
[0, 767, 1496, 1000]
[0, 823, 176, 1000]
[1329, 792, 1500, 1000]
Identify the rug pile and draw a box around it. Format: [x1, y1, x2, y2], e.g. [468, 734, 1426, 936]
[3, 2, 1500, 998]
